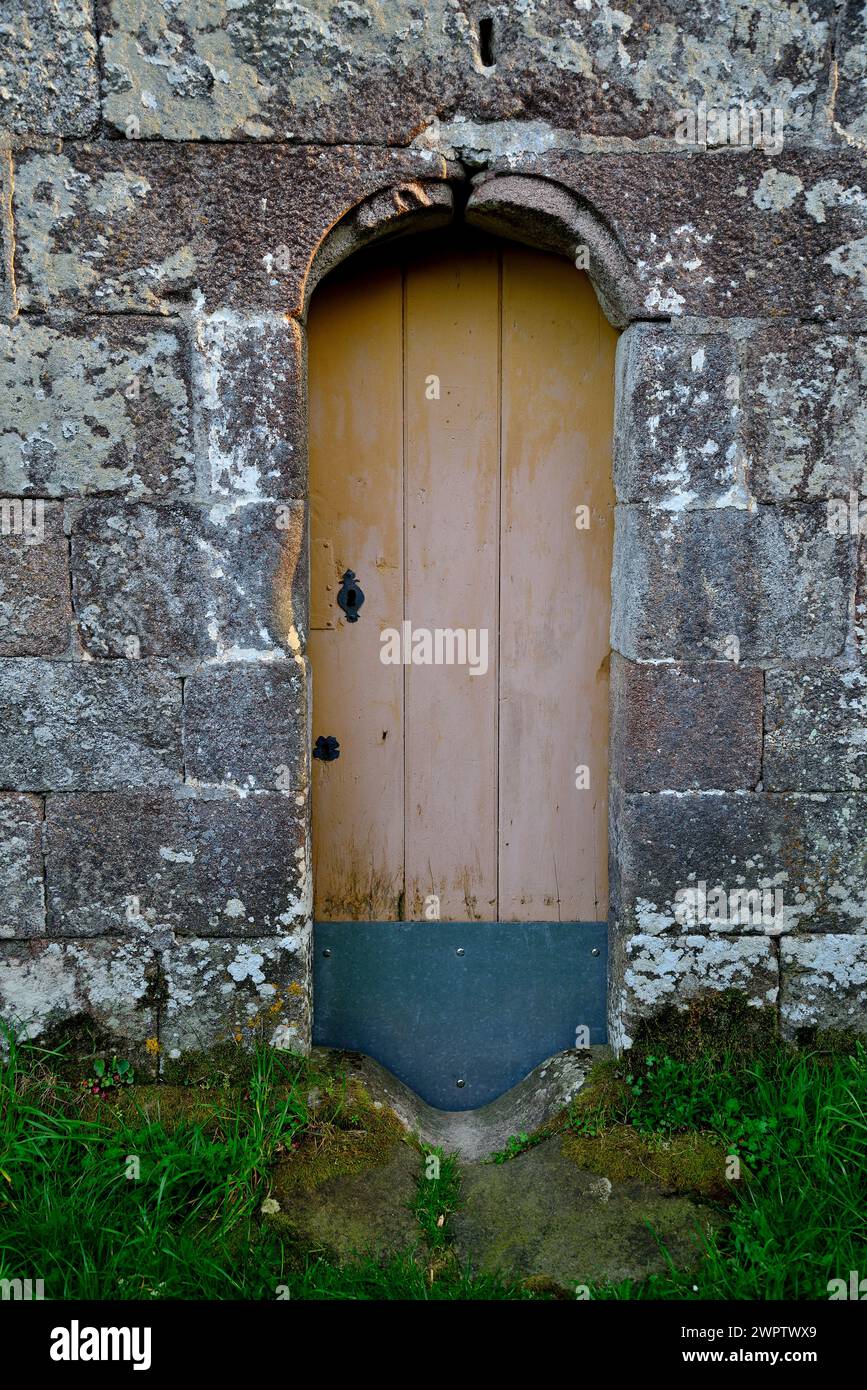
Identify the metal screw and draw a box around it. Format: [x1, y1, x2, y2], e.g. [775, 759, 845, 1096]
[322, 948, 332, 958]
[591, 947, 600, 957]
[456, 1078, 466, 1088]
[456, 947, 465, 956]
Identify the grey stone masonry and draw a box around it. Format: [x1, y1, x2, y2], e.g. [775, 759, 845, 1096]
[0, 317, 194, 499]
[44, 791, 308, 940]
[0, 795, 45, 939]
[0, 502, 72, 656]
[69, 499, 307, 664]
[184, 663, 308, 791]
[0, 0, 865, 1062]
[611, 505, 851, 663]
[95, 0, 839, 146]
[0, 0, 100, 136]
[0, 659, 182, 791]
[610, 655, 763, 792]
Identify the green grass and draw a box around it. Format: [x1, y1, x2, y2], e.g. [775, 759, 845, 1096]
[2, 1026, 866, 1300]
[0, 1031, 532, 1300]
[576, 1044, 867, 1299]
[0, 1031, 312, 1298]
[412, 1146, 462, 1247]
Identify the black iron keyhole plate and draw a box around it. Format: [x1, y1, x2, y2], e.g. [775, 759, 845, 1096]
[337, 569, 364, 622]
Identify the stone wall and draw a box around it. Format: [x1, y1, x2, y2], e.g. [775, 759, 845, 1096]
[0, 0, 865, 1068]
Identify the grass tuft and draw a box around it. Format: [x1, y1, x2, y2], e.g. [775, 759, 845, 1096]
[2, 1023, 865, 1300]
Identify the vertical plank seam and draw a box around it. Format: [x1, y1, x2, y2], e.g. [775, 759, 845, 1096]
[495, 246, 504, 924]
[400, 258, 408, 922]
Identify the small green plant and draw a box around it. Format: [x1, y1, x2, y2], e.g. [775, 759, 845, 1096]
[568, 1106, 607, 1137]
[625, 1055, 706, 1132]
[80, 1056, 134, 1100]
[489, 1129, 545, 1163]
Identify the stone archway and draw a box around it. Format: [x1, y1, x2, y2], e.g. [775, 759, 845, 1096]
[298, 172, 650, 1077]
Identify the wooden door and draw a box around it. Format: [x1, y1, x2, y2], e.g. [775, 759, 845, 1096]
[308, 232, 616, 925]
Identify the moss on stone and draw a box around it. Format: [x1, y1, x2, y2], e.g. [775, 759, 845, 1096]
[159, 1041, 268, 1088]
[159, 1041, 319, 1091]
[31, 1012, 158, 1083]
[560, 1125, 732, 1200]
[76, 1083, 228, 1132]
[631, 990, 779, 1066]
[520, 1274, 571, 1300]
[567, 1057, 627, 1120]
[273, 1077, 408, 1197]
[452, 1139, 725, 1288]
[265, 1145, 423, 1266]
[790, 1025, 864, 1056]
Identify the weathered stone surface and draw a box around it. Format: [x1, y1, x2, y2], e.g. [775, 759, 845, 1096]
[0, 317, 193, 498]
[858, 538, 867, 657]
[765, 665, 867, 790]
[611, 505, 851, 661]
[0, 795, 45, 939]
[70, 499, 306, 663]
[615, 328, 742, 508]
[516, 150, 867, 319]
[303, 181, 454, 316]
[0, 501, 71, 655]
[45, 791, 308, 938]
[610, 932, 779, 1051]
[452, 1138, 722, 1288]
[466, 173, 643, 327]
[610, 656, 762, 791]
[12, 144, 449, 314]
[743, 327, 867, 501]
[836, 0, 867, 146]
[0, 150, 12, 319]
[97, 0, 835, 145]
[331, 1047, 597, 1163]
[611, 791, 867, 936]
[273, 1145, 420, 1263]
[184, 663, 307, 791]
[160, 933, 311, 1057]
[193, 311, 304, 500]
[0, 939, 157, 1059]
[0, 659, 181, 790]
[781, 935, 867, 1035]
[0, 0, 99, 136]
[2, 0, 864, 1064]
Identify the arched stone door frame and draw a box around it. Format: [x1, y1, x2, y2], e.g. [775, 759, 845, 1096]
[298, 171, 652, 1056]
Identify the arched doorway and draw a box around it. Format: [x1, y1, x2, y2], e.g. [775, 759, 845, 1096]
[308, 228, 617, 1106]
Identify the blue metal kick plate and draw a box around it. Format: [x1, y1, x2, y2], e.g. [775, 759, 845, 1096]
[312, 920, 607, 1111]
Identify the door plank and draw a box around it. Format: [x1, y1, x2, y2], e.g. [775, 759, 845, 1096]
[403, 246, 500, 920]
[308, 265, 404, 920]
[499, 249, 617, 920]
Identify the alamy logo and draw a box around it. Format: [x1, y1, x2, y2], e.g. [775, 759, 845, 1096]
[0, 1277, 44, 1300]
[827, 1270, 867, 1299]
[0, 498, 44, 545]
[380, 622, 489, 676]
[826, 491, 867, 535]
[50, 1320, 152, 1371]
[674, 881, 785, 933]
[675, 102, 784, 155]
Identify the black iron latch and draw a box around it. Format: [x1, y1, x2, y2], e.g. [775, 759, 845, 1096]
[313, 735, 340, 762]
[337, 570, 364, 623]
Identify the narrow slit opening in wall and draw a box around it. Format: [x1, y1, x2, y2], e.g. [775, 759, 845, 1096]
[479, 17, 495, 68]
